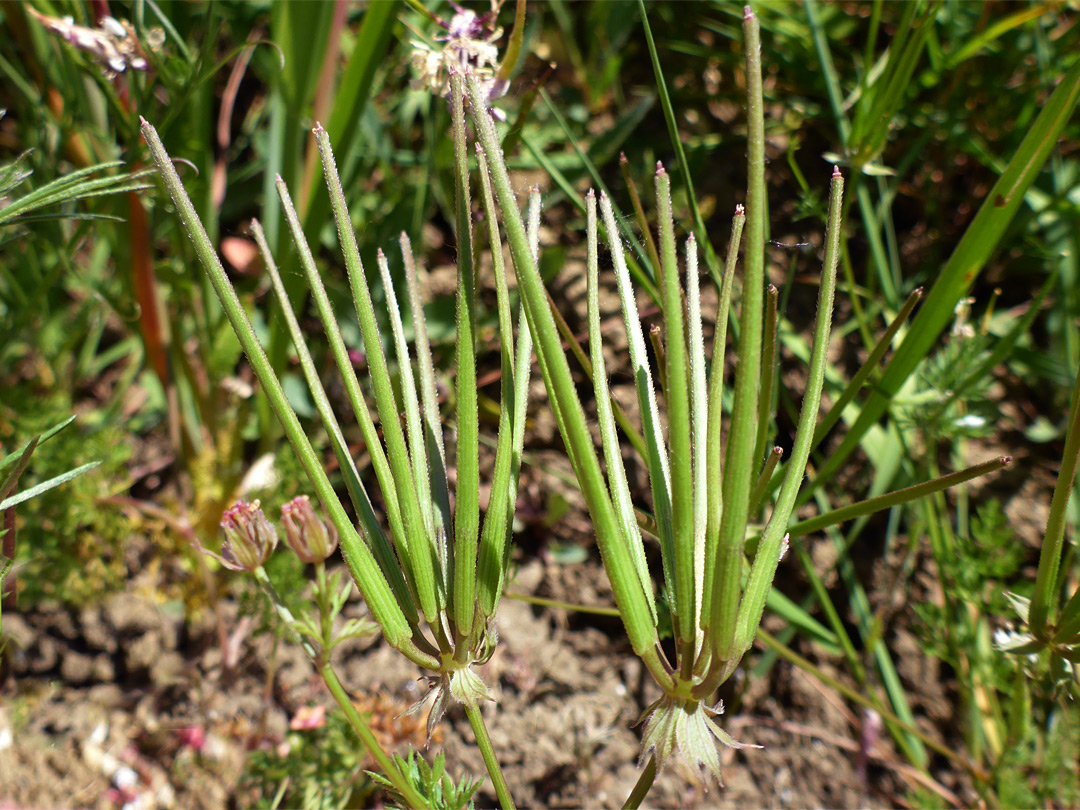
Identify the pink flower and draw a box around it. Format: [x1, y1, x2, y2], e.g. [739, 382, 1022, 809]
[176, 726, 206, 752]
[290, 705, 327, 731]
[199, 500, 278, 572]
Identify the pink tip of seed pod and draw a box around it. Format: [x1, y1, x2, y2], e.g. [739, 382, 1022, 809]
[656, 160, 666, 175]
[377, 247, 386, 258]
[735, 203, 745, 215]
[313, 122, 325, 135]
[586, 188, 595, 199]
[833, 165, 842, 178]
[687, 232, 696, 243]
[744, 5, 754, 20]
[619, 152, 628, 164]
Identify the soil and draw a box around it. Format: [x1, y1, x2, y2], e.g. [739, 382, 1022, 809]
[2, 545, 929, 810]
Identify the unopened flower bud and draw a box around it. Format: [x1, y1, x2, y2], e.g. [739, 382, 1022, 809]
[280, 495, 339, 564]
[218, 500, 277, 571]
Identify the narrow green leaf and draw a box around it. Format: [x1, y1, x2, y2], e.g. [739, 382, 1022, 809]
[802, 59, 1080, 506]
[812, 285, 923, 451]
[0, 437, 39, 505]
[638, 0, 721, 283]
[791, 456, 1011, 540]
[1030, 360, 1080, 636]
[0, 461, 98, 512]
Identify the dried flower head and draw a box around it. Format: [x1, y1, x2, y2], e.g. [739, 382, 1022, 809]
[410, 2, 508, 114]
[281, 495, 339, 564]
[28, 9, 164, 78]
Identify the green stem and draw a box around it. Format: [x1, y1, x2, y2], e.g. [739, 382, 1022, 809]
[321, 663, 430, 810]
[504, 590, 620, 617]
[621, 755, 657, 810]
[315, 561, 333, 650]
[464, 701, 516, 810]
[251, 568, 428, 810]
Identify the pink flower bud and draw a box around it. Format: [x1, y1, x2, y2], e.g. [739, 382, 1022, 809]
[280, 495, 339, 564]
[218, 500, 277, 571]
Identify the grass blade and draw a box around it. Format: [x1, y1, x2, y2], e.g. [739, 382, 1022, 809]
[1030, 360, 1080, 635]
[801, 59, 1080, 506]
[638, 0, 721, 282]
[812, 286, 923, 450]
[0, 461, 99, 512]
